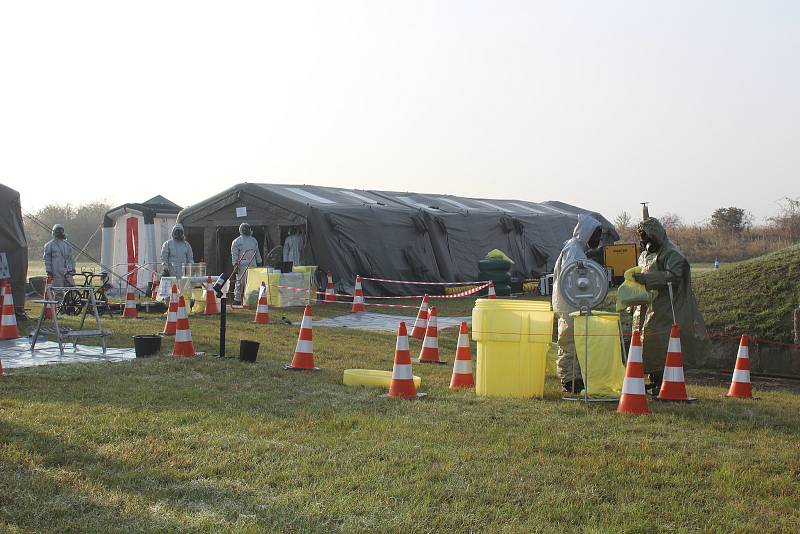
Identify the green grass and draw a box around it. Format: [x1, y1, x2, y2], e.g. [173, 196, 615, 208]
[694, 244, 800, 343]
[2, 298, 800, 532]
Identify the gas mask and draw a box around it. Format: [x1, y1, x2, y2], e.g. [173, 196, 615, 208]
[239, 223, 252, 237]
[52, 224, 66, 240]
[639, 232, 659, 253]
[172, 225, 185, 241]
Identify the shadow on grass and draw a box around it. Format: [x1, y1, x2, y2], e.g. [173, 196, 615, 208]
[0, 421, 339, 532]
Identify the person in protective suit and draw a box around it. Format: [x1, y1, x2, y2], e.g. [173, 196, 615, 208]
[231, 222, 263, 304]
[160, 223, 194, 278]
[283, 227, 304, 267]
[552, 214, 603, 393]
[44, 224, 76, 287]
[632, 217, 709, 394]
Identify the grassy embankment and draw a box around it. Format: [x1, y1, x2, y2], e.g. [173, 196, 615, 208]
[2, 291, 799, 532]
[694, 244, 800, 343]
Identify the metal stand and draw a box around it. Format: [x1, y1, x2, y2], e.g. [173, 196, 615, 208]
[30, 287, 111, 356]
[219, 296, 227, 357]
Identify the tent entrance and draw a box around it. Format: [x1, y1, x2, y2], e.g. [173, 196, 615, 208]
[216, 225, 268, 274]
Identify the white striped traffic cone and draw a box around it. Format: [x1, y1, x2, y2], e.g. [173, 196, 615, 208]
[253, 282, 270, 324]
[450, 321, 474, 389]
[351, 275, 365, 313]
[487, 281, 497, 299]
[171, 296, 196, 357]
[657, 325, 696, 402]
[325, 272, 335, 302]
[285, 305, 319, 370]
[162, 283, 179, 335]
[122, 288, 138, 318]
[617, 330, 649, 415]
[418, 306, 446, 364]
[387, 321, 425, 399]
[726, 335, 755, 399]
[0, 281, 20, 340]
[410, 294, 430, 339]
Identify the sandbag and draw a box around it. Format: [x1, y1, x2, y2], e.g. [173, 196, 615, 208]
[479, 259, 512, 272]
[485, 249, 515, 264]
[615, 266, 657, 312]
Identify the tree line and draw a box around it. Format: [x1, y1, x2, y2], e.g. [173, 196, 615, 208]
[614, 198, 800, 263]
[23, 202, 112, 263]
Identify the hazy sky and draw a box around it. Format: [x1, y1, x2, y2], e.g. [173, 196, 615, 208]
[1, 1, 797, 223]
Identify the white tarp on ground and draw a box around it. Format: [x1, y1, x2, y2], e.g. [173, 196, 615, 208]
[314, 312, 470, 333]
[0, 338, 136, 369]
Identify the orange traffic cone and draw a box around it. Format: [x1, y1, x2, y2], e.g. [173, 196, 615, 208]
[43, 275, 55, 319]
[387, 321, 425, 399]
[285, 305, 319, 370]
[418, 306, 446, 364]
[727, 335, 756, 399]
[253, 282, 270, 324]
[325, 272, 335, 302]
[204, 276, 220, 315]
[0, 282, 21, 340]
[171, 296, 196, 357]
[617, 330, 649, 415]
[351, 275, 365, 312]
[657, 325, 696, 402]
[410, 294, 430, 340]
[450, 321, 475, 389]
[122, 288, 138, 318]
[150, 273, 160, 300]
[162, 283, 179, 335]
[487, 281, 497, 299]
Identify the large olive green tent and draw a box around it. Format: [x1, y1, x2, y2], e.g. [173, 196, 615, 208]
[0, 183, 28, 311]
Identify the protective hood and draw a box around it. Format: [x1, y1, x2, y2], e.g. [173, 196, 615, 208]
[171, 223, 185, 239]
[239, 223, 252, 236]
[637, 218, 668, 248]
[52, 224, 66, 239]
[571, 214, 602, 248]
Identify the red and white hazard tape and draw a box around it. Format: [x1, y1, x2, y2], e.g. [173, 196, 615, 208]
[360, 276, 492, 286]
[264, 281, 491, 307]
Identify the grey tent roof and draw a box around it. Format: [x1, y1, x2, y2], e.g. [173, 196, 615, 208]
[178, 183, 618, 294]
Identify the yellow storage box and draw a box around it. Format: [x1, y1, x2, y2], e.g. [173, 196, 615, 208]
[471, 299, 554, 398]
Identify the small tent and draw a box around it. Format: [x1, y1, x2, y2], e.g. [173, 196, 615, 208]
[100, 196, 181, 293]
[0, 183, 28, 311]
[177, 184, 618, 295]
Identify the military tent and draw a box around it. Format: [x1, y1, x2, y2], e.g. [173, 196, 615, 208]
[177, 183, 618, 295]
[0, 183, 28, 312]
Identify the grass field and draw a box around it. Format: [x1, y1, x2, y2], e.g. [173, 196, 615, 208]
[2, 294, 800, 533]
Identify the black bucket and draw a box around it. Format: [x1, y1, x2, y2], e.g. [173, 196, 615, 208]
[239, 340, 260, 363]
[133, 335, 161, 357]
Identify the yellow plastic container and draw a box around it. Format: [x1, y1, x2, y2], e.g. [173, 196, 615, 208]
[471, 299, 554, 398]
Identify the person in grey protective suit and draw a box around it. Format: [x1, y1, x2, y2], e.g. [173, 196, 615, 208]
[632, 217, 709, 395]
[231, 222, 262, 304]
[551, 214, 603, 393]
[160, 223, 194, 278]
[43, 224, 76, 287]
[283, 227, 303, 266]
